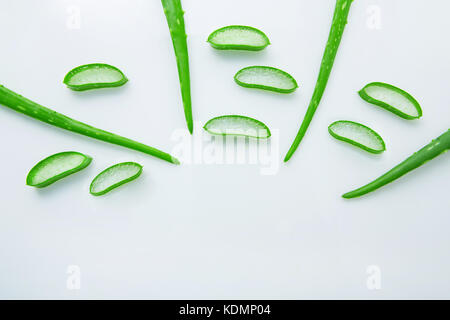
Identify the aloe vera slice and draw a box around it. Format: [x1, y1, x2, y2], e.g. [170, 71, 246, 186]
[203, 115, 271, 139]
[63, 63, 128, 91]
[234, 66, 298, 93]
[26, 151, 92, 188]
[358, 82, 422, 119]
[90, 162, 143, 196]
[207, 25, 270, 51]
[328, 120, 385, 154]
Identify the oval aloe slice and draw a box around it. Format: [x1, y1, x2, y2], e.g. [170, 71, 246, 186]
[328, 120, 386, 154]
[358, 82, 422, 120]
[234, 66, 298, 93]
[26, 151, 92, 188]
[203, 115, 271, 139]
[207, 25, 270, 51]
[63, 63, 128, 91]
[90, 162, 143, 196]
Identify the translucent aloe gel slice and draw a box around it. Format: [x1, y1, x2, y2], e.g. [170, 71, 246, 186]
[203, 115, 271, 139]
[90, 162, 143, 196]
[358, 82, 422, 119]
[207, 25, 270, 51]
[26, 151, 92, 188]
[63, 63, 128, 91]
[328, 121, 385, 154]
[234, 66, 298, 93]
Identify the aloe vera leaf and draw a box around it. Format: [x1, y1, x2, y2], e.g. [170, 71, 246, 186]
[343, 129, 450, 198]
[161, 0, 193, 134]
[285, 0, 354, 162]
[234, 66, 298, 93]
[0, 85, 179, 165]
[26, 151, 92, 188]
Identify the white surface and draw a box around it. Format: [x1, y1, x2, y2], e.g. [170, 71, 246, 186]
[0, 0, 449, 299]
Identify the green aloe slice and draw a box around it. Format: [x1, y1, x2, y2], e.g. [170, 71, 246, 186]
[63, 63, 128, 91]
[90, 162, 143, 196]
[207, 25, 270, 51]
[358, 82, 422, 120]
[203, 115, 271, 139]
[328, 120, 385, 154]
[234, 66, 298, 93]
[26, 151, 92, 188]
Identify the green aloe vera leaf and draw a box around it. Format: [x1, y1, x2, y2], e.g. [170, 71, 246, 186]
[0, 85, 180, 165]
[161, 0, 194, 133]
[285, 0, 354, 162]
[343, 129, 450, 199]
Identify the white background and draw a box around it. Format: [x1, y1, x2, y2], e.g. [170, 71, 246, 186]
[0, 0, 449, 299]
